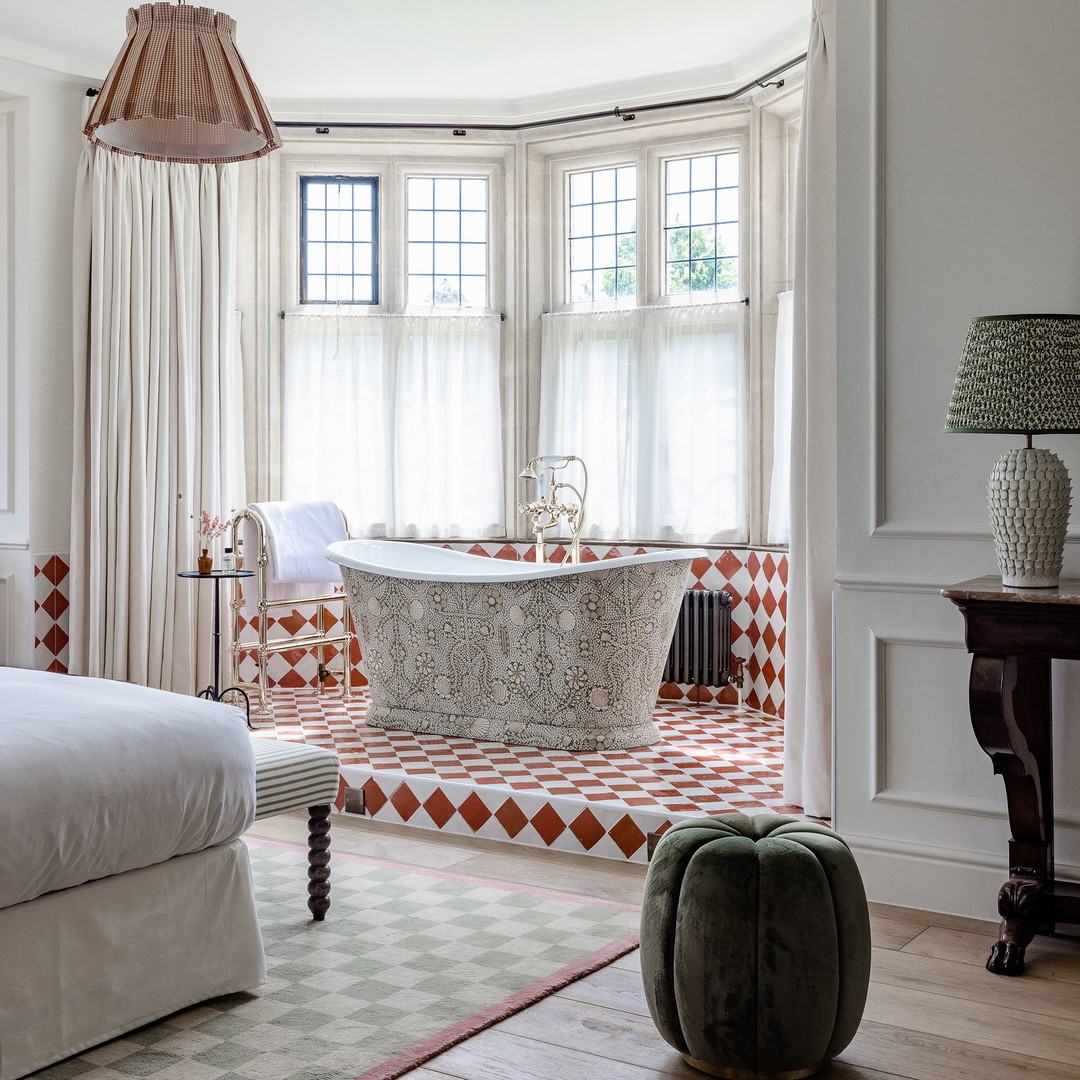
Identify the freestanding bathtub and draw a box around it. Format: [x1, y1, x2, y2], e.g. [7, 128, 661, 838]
[327, 539, 705, 751]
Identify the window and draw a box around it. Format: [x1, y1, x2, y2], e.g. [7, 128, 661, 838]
[250, 103, 792, 548]
[540, 140, 750, 544]
[300, 176, 378, 303]
[663, 152, 739, 297]
[406, 176, 489, 308]
[567, 165, 636, 304]
[281, 163, 504, 537]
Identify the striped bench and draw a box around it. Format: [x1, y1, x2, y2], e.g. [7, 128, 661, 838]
[250, 736, 341, 920]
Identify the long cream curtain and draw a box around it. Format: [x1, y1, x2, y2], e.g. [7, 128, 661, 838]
[70, 146, 244, 693]
[785, 0, 836, 819]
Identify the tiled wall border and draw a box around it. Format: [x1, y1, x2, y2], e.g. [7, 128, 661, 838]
[33, 553, 70, 673]
[31, 543, 787, 717]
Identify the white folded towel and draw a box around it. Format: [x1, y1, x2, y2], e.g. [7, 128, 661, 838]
[241, 501, 348, 617]
[251, 500, 347, 583]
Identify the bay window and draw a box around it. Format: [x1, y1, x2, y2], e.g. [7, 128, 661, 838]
[240, 96, 794, 547]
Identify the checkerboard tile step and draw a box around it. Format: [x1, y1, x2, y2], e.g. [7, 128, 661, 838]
[252, 688, 810, 864]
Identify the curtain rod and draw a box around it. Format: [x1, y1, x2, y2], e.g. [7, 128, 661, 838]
[272, 52, 807, 136]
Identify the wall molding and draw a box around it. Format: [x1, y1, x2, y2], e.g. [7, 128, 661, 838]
[843, 828, 1080, 918]
[867, 0, 886, 534]
[871, 521, 1080, 543]
[0, 571, 11, 665]
[868, 628, 970, 808]
[834, 571, 950, 594]
[861, 0, 993, 543]
[0, 106, 13, 517]
[871, 521, 990, 541]
[865, 627, 1080, 829]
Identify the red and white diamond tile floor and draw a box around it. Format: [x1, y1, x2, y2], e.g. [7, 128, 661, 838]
[252, 687, 812, 864]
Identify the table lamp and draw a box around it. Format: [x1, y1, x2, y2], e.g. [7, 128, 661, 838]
[945, 314, 1080, 588]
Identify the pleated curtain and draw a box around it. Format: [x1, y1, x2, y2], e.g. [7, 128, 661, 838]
[784, 0, 836, 819]
[70, 145, 244, 693]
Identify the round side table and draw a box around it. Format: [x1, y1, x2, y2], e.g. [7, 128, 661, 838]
[178, 569, 255, 725]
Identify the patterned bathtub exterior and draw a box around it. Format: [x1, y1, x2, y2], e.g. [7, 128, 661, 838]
[332, 542, 698, 751]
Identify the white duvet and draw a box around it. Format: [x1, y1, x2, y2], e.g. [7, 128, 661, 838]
[0, 668, 256, 909]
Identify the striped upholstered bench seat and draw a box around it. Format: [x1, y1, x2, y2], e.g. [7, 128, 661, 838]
[250, 736, 341, 920]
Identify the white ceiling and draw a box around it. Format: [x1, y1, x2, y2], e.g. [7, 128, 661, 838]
[0, 0, 810, 123]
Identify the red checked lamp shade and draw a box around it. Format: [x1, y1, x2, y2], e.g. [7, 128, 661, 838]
[83, 2, 280, 164]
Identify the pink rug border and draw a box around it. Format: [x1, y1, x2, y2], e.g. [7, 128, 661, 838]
[244, 837, 641, 1080]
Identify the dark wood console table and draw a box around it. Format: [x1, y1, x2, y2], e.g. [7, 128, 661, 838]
[943, 576, 1080, 975]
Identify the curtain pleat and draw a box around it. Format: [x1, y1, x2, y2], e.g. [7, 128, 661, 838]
[70, 145, 243, 694]
[784, 0, 836, 819]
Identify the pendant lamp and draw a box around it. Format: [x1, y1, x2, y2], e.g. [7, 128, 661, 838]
[84, 1, 280, 164]
[945, 314, 1080, 588]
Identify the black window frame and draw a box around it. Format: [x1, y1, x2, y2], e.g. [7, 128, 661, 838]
[299, 174, 380, 305]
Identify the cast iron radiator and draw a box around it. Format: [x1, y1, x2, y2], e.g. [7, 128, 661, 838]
[662, 588, 733, 687]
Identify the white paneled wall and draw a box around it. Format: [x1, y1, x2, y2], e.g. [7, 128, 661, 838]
[834, 0, 1080, 917]
[0, 64, 84, 669]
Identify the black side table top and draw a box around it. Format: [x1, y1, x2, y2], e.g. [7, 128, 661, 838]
[178, 570, 255, 579]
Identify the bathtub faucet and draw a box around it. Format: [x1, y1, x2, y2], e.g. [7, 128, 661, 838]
[518, 455, 589, 564]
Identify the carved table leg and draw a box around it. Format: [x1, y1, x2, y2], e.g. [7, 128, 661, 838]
[307, 804, 332, 921]
[987, 873, 1043, 975]
[968, 654, 1053, 975]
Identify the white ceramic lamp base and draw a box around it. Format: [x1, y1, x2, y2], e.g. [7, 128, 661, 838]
[988, 447, 1070, 588]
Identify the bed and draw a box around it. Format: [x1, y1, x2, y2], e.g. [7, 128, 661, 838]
[0, 667, 266, 1080]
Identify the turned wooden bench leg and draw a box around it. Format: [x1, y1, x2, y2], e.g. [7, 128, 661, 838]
[307, 804, 332, 921]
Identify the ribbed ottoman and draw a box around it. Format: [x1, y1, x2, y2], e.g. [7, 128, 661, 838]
[640, 814, 871, 1080]
[250, 736, 341, 920]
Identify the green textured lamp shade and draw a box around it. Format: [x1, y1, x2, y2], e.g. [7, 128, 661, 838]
[945, 314, 1080, 434]
[945, 313, 1080, 588]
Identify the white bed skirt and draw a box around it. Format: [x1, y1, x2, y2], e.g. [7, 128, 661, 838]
[0, 839, 265, 1080]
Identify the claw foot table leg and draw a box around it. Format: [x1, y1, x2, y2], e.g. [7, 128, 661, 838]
[987, 875, 1042, 976]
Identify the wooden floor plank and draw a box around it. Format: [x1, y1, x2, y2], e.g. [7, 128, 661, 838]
[901, 924, 1080, 983]
[245, 812, 473, 870]
[867, 900, 996, 936]
[417, 1028, 696, 1080]
[449, 849, 647, 905]
[869, 911, 931, 951]
[494, 995, 688, 1071]
[862, 981, 1080, 1066]
[838, 1019, 1080, 1080]
[555, 961, 653, 1017]
[872, 943, 1080, 1019]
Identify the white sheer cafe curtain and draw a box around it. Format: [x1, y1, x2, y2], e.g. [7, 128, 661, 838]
[70, 145, 244, 694]
[281, 312, 503, 537]
[785, 0, 836, 819]
[538, 302, 745, 544]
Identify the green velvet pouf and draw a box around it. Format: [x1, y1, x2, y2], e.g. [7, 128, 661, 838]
[640, 814, 871, 1080]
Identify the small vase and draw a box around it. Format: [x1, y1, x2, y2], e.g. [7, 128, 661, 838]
[197, 549, 213, 574]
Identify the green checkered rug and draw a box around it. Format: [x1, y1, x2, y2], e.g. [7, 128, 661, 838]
[34, 839, 641, 1080]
